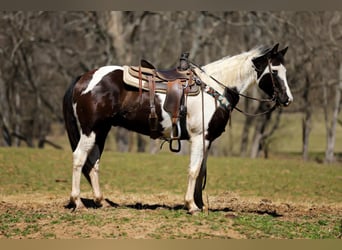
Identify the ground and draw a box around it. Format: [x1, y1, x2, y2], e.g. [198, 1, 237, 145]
[1, 192, 341, 239]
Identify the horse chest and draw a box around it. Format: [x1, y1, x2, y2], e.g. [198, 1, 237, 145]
[205, 107, 231, 142]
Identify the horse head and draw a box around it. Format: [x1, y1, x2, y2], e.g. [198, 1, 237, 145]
[252, 43, 293, 107]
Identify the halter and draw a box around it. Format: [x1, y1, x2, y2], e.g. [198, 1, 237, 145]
[189, 59, 279, 117]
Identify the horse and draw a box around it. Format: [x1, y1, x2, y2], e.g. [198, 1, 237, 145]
[62, 43, 293, 214]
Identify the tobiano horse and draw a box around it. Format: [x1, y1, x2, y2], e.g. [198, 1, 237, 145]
[63, 44, 293, 214]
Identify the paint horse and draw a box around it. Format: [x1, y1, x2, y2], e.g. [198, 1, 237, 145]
[63, 44, 293, 214]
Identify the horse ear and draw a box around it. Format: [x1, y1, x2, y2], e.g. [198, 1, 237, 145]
[279, 46, 288, 56]
[271, 43, 279, 53]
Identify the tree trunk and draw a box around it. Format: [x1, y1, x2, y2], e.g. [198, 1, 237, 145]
[302, 113, 311, 161]
[250, 103, 272, 158]
[115, 127, 130, 152]
[302, 74, 312, 161]
[324, 63, 342, 163]
[240, 88, 259, 157]
[240, 98, 252, 157]
[137, 134, 147, 152]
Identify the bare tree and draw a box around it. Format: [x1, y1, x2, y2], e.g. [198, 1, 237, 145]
[0, 11, 340, 162]
[0, 11, 113, 147]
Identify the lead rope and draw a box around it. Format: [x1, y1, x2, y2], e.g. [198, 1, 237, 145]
[201, 81, 206, 160]
[200, 80, 209, 213]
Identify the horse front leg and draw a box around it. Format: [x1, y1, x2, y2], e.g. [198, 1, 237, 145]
[68, 132, 96, 210]
[185, 134, 209, 214]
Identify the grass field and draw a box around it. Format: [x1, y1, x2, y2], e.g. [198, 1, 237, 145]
[0, 147, 341, 239]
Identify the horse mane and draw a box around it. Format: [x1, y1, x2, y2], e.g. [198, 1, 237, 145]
[202, 46, 265, 92]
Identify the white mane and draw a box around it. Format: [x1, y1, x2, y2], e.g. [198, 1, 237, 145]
[199, 47, 263, 94]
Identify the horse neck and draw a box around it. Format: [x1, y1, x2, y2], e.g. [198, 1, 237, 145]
[202, 50, 259, 94]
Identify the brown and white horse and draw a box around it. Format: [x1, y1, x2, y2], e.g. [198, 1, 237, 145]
[63, 44, 293, 213]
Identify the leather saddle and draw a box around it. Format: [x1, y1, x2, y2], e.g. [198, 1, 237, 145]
[122, 53, 200, 152]
[123, 60, 200, 96]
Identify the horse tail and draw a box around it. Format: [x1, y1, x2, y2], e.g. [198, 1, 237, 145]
[63, 76, 81, 151]
[202, 164, 207, 190]
[193, 158, 207, 209]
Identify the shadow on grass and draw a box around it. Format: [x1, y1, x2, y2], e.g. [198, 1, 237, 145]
[105, 198, 186, 211]
[65, 197, 282, 217]
[64, 197, 185, 211]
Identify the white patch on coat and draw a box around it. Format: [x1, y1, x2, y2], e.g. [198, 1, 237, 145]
[156, 94, 172, 137]
[71, 131, 96, 200]
[258, 63, 293, 104]
[272, 64, 293, 103]
[82, 66, 123, 95]
[186, 92, 218, 136]
[157, 92, 219, 138]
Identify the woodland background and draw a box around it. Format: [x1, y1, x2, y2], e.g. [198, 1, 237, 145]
[0, 11, 341, 163]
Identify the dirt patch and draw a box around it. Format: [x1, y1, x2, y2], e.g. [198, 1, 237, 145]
[1, 192, 341, 239]
[208, 191, 342, 218]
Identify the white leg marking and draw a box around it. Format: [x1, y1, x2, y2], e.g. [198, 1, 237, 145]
[82, 66, 123, 95]
[70, 132, 96, 207]
[261, 64, 293, 105]
[88, 145, 103, 205]
[185, 134, 209, 213]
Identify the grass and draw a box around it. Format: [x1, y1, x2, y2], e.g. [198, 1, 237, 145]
[1, 203, 340, 239]
[0, 147, 340, 203]
[0, 147, 341, 239]
[233, 214, 341, 239]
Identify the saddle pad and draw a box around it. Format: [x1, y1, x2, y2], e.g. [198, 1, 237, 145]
[123, 65, 200, 96]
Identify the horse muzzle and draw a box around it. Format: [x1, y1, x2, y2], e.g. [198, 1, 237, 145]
[276, 94, 293, 107]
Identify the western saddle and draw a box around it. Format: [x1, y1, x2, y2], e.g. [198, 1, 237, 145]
[123, 53, 201, 152]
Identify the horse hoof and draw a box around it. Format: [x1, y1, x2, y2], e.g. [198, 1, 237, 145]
[64, 201, 76, 210]
[188, 208, 202, 215]
[65, 197, 83, 211]
[94, 198, 103, 208]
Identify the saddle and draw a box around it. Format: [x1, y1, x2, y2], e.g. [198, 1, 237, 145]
[123, 53, 200, 152]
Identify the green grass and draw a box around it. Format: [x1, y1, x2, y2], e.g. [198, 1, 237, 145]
[0, 147, 341, 239]
[0, 148, 341, 203]
[207, 156, 342, 203]
[233, 214, 341, 239]
[206, 112, 342, 158]
[1, 204, 340, 239]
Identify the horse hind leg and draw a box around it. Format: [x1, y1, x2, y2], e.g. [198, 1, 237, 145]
[68, 132, 96, 209]
[87, 145, 103, 207]
[86, 126, 111, 208]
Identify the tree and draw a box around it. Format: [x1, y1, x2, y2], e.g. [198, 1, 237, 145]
[0, 11, 113, 147]
[0, 11, 340, 161]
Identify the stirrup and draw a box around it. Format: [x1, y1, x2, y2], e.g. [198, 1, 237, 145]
[169, 139, 181, 153]
[170, 122, 181, 140]
[169, 122, 181, 152]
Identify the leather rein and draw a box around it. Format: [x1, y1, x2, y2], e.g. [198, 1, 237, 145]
[190, 59, 279, 117]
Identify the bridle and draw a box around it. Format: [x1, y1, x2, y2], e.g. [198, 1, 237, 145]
[189, 58, 279, 117]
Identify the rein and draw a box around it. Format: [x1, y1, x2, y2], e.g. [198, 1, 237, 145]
[233, 103, 278, 116]
[189, 59, 278, 117]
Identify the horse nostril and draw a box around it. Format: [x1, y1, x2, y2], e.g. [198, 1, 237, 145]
[284, 99, 292, 107]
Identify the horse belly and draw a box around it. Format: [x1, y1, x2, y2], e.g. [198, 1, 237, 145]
[114, 93, 172, 139]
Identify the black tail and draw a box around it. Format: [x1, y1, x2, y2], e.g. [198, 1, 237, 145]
[194, 160, 207, 210]
[63, 76, 94, 185]
[63, 76, 81, 152]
